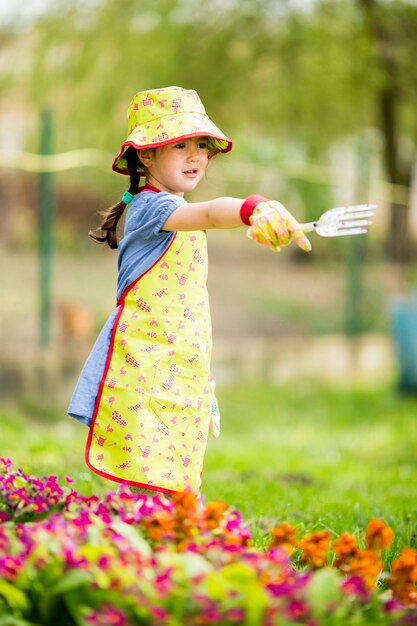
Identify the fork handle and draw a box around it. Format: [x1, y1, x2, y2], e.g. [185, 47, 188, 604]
[299, 222, 317, 233]
[247, 221, 317, 238]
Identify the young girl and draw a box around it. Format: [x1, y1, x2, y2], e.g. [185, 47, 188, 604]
[68, 85, 311, 496]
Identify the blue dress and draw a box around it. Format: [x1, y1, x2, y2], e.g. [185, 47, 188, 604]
[68, 190, 185, 425]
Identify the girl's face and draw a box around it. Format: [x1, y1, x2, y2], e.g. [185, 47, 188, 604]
[138, 137, 210, 196]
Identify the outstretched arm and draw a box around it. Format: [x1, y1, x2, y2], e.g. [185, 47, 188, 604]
[162, 197, 246, 231]
[162, 195, 312, 252]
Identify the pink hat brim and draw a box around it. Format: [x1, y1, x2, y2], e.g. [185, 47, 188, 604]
[111, 112, 232, 175]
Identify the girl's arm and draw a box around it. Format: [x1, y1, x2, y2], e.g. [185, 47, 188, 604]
[162, 196, 312, 252]
[162, 197, 245, 231]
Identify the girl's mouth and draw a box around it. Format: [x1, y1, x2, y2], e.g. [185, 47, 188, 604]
[183, 169, 198, 176]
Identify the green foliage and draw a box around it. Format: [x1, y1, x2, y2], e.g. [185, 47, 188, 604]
[2, 0, 417, 157]
[0, 459, 416, 624]
[2, 381, 417, 555]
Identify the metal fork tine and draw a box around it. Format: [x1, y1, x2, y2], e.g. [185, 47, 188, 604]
[338, 209, 374, 219]
[337, 219, 373, 229]
[299, 203, 376, 237]
[332, 227, 369, 236]
[344, 204, 377, 211]
[340, 207, 374, 216]
[338, 208, 375, 217]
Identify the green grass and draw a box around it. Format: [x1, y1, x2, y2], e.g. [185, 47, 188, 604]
[2, 383, 417, 556]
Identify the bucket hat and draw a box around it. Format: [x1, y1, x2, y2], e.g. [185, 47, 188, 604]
[112, 86, 232, 175]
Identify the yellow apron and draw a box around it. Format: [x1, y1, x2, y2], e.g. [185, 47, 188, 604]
[85, 231, 212, 494]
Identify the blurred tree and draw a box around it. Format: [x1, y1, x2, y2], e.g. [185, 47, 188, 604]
[358, 0, 417, 261]
[1, 0, 416, 258]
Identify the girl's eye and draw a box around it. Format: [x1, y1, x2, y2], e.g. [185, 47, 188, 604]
[174, 143, 186, 149]
[198, 142, 208, 150]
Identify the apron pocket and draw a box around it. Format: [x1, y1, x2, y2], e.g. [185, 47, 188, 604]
[149, 358, 209, 430]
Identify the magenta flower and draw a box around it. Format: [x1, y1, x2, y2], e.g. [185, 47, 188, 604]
[31, 495, 50, 513]
[85, 604, 127, 626]
[2, 459, 417, 625]
[71, 510, 93, 531]
[0, 555, 22, 580]
[285, 599, 309, 620]
[150, 606, 169, 621]
[341, 575, 371, 602]
[0, 458, 13, 469]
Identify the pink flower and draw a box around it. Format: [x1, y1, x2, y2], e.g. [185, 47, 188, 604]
[150, 606, 168, 620]
[31, 496, 50, 513]
[285, 599, 309, 620]
[0, 555, 22, 580]
[341, 575, 371, 601]
[86, 604, 127, 626]
[226, 607, 245, 622]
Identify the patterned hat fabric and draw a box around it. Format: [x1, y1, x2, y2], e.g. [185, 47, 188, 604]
[112, 86, 233, 175]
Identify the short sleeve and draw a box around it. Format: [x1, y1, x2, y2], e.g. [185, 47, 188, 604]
[124, 192, 186, 240]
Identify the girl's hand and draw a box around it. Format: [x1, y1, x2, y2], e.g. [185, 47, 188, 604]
[248, 200, 312, 252]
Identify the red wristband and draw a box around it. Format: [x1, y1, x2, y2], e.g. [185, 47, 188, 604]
[240, 195, 268, 225]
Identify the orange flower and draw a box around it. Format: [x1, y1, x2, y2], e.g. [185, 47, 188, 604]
[172, 490, 199, 515]
[142, 510, 175, 542]
[333, 532, 358, 570]
[172, 490, 199, 544]
[202, 501, 228, 531]
[298, 530, 331, 569]
[389, 548, 417, 605]
[347, 549, 383, 590]
[269, 523, 298, 555]
[365, 519, 394, 551]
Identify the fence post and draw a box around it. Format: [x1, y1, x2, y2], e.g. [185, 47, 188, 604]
[39, 108, 54, 348]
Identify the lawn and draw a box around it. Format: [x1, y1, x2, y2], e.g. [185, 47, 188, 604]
[2, 382, 417, 560]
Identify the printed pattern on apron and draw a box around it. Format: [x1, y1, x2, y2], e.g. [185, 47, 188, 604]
[85, 230, 212, 494]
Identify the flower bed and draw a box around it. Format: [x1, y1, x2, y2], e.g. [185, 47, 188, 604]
[1, 458, 416, 625]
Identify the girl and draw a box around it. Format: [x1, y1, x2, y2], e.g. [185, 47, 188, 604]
[68, 85, 311, 496]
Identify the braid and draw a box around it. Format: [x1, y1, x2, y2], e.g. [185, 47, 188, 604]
[89, 148, 141, 249]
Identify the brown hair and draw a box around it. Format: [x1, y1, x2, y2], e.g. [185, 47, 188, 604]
[90, 138, 220, 249]
[89, 147, 142, 249]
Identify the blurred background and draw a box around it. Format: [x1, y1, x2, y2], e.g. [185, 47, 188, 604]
[1, 0, 417, 412]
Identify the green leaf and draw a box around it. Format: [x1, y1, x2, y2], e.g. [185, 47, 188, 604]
[38, 570, 92, 623]
[306, 567, 345, 618]
[109, 520, 152, 556]
[46, 569, 92, 596]
[160, 551, 213, 579]
[0, 617, 42, 626]
[0, 581, 29, 613]
[206, 562, 268, 623]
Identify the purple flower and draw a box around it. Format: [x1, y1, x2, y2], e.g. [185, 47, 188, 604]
[71, 510, 93, 531]
[383, 598, 402, 613]
[86, 604, 128, 626]
[6, 488, 28, 503]
[341, 576, 370, 602]
[31, 496, 50, 513]
[150, 606, 168, 621]
[0, 555, 22, 580]
[285, 600, 309, 620]
[226, 607, 245, 623]
[64, 546, 88, 569]
[0, 458, 13, 469]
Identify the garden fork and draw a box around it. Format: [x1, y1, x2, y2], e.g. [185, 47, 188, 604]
[300, 204, 376, 237]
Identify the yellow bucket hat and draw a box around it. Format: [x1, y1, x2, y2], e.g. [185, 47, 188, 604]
[112, 86, 233, 175]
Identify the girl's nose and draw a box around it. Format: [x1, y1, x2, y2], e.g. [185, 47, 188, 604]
[187, 143, 199, 160]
